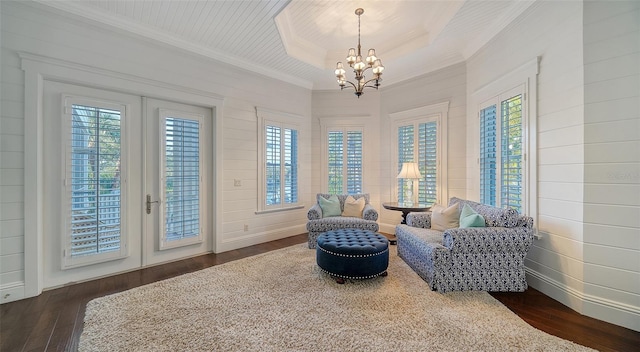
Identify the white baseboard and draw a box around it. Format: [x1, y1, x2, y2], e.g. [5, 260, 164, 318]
[215, 224, 307, 253]
[1, 282, 26, 304]
[526, 268, 640, 332]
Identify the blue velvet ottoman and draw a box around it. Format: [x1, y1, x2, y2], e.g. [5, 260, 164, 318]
[316, 229, 389, 284]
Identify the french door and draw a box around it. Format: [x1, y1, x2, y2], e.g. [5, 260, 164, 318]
[143, 98, 212, 266]
[42, 81, 212, 288]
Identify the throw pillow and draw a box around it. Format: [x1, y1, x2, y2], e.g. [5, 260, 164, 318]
[430, 203, 460, 231]
[342, 195, 365, 218]
[459, 203, 486, 228]
[318, 195, 341, 217]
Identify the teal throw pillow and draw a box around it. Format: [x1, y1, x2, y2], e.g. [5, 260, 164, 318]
[459, 203, 486, 228]
[319, 195, 342, 217]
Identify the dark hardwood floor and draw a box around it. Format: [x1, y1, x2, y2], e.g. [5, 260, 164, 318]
[1, 234, 638, 352]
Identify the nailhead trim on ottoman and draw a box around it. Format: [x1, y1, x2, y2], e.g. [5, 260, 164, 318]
[316, 229, 389, 282]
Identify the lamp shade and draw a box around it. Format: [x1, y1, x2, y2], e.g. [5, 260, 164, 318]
[397, 162, 422, 179]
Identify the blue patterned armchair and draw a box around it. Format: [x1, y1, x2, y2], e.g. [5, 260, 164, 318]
[396, 197, 534, 293]
[306, 193, 379, 248]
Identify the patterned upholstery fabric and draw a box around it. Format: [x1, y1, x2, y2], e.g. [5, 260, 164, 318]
[397, 199, 534, 293]
[306, 194, 379, 248]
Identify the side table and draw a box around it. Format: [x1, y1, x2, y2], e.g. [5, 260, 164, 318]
[382, 202, 431, 245]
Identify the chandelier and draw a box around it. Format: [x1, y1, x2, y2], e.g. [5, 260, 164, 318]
[334, 8, 385, 98]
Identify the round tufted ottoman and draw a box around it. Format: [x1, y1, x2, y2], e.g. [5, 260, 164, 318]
[316, 229, 389, 284]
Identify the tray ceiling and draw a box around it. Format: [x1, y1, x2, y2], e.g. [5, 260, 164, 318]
[34, 0, 536, 90]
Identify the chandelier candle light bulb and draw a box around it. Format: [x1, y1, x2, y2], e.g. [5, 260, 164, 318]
[335, 8, 385, 98]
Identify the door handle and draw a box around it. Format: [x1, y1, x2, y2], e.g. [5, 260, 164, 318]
[146, 194, 160, 214]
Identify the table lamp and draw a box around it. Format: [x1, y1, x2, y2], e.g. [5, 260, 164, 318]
[397, 162, 422, 205]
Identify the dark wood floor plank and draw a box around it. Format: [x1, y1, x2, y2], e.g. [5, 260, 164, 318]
[1, 234, 638, 352]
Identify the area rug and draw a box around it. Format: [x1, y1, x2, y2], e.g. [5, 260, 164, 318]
[79, 244, 593, 351]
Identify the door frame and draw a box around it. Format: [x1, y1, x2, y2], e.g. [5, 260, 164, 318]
[19, 53, 224, 300]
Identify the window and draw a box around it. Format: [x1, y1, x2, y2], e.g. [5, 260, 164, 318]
[159, 110, 203, 249]
[257, 108, 302, 212]
[479, 86, 527, 213]
[265, 125, 298, 205]
[472, 57, 538, 219]
[62, 96, 128, 268]
[327, 128, 363, 194]
[390, 102, 449, 206]
[397, 121, 438, 204]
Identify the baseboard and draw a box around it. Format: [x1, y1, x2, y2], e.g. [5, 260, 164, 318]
[1, 282, 26, 304]
[526, 268, 640, 332]
[215, 224, 306, 253]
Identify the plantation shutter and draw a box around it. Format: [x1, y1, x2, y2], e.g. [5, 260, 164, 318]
[397, 125, 415, 204]
[328, 131, 344, 194]
[480, 105, 497, 207]
[418, 122, 437, 205]
[162, 116, 201, 245]
[500, 95, 523, 212]
[283, 128, 298, 204]
[346, 131, 363, 194]
[265, 124, 298, 207]
[265, 125, 281, 205]
[479, 93, 524, 213]
[397, 122, 438, 204]
[67, 103, 122, 258]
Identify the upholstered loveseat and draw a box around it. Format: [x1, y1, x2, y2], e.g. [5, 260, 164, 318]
[396, 197, 534, 293]
[306, 193, 379, 248]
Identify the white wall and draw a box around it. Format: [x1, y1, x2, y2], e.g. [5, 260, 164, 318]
[466, 0, 639, 331]
[583, 0, 640, 330]
[0, 1, 311, 302]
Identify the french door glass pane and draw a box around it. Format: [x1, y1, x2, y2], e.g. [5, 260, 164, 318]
[70, 104, 121, 257]
[164, 117, 200, 241]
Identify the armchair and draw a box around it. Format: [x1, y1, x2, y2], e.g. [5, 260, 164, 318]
[306, 193, 379, 248]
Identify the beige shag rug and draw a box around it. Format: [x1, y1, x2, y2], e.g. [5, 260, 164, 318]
[80, 244, 593, 351]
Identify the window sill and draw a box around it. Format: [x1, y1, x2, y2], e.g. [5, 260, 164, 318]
[255, 204, 305, 215]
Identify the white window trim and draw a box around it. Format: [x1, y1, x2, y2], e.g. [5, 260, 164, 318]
[158, 109, 204, 250]
[471, 57, 539, 221]
[61, 95, 130, 269]
[389, 101, 449, 205]
[319, 116, 369, 194]
[256, 107, 304, 213]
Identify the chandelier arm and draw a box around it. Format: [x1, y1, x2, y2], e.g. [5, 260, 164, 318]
[362, 77, 381, 86]
[342, 81, 358, 91]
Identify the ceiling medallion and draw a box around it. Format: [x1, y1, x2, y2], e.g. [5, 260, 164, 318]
[334, 8, 385, 98]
